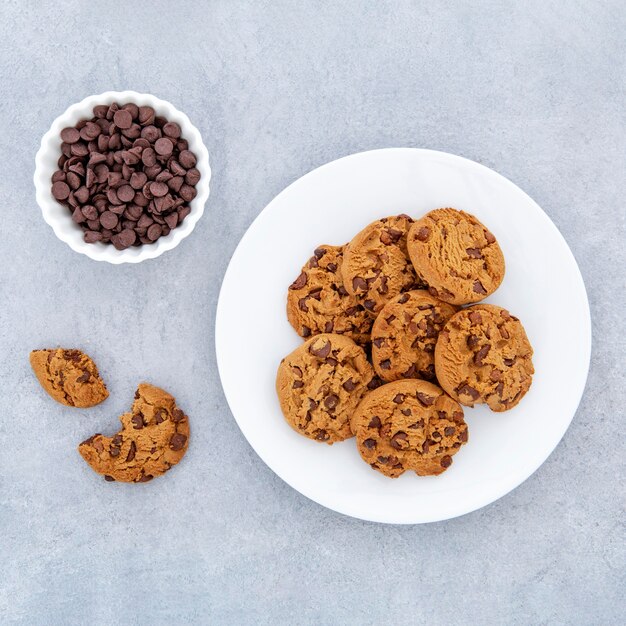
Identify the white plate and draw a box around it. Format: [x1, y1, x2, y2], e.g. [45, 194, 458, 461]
[216, 148, 591, 524]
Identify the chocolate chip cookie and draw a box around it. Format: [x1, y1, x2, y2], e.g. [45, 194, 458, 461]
[435, 304, 534, 411]
[351, 379, 468, 478]
[276, 334, 376, 444]
[78, 383, 189, 482]
[341, 215, 423, 317]
[371, 290, 458, 383]
[30, 348, 108, 408]
[407, 208, 505, 305]
[287, 244, 372, 345]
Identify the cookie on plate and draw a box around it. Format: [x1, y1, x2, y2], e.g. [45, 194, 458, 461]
[407, 208, 505, 305]
[30, 348, 109, 408]
[287, 244, 372, 345]
[341, 215, 423, 317]
[78, 383, 189, 482]
[435, 304, 534, 411]
[276, 334, 376, 444]
[351, 379, 468, 478]
[371, 290, 458, 382]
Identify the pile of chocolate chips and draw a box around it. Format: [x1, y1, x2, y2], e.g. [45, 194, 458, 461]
[50, 102, 201, 249]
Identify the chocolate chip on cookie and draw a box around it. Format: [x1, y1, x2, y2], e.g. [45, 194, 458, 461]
[407, 208, 505, 305]
[434, 304, 534, 411]
[341, 215, 425, 317]
[78, 383, 189, 482]
[276, 334, 375, 444]
[350, 379, 468, 477]
[371, 290, 458, 383]
[287, 244, 373, 345]
[30, 348, 109, 407]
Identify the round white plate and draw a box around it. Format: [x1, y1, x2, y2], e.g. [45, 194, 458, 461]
[216, 148, 591, 524]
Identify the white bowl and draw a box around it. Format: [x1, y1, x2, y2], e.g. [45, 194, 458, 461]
[34, 91, 211, 264]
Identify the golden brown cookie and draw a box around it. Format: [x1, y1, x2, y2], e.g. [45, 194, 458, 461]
[351, 379, 468, 478]
[341, 215, 424, 317]
[287, 244, 372, 345]
[276, 334, 377, 444]
[371, 290, 458, 383]
[435, 304, 534, 412]
[78, 383, 189, 482]
[30, 348, 109, 408]
[407, 208, 505, 305]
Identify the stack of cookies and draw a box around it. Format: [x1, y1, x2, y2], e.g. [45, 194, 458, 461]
[276, 208, 534, 478]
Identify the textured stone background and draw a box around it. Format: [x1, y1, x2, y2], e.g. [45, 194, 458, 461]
[0, 1, 624, 624]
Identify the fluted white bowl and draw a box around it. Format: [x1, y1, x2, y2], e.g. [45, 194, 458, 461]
[34, 91, 211, 263]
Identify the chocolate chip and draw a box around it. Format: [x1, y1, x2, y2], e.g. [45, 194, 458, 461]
[147, 224, 163, 241]
[292, 381, 304, 389]
[393, 393, 405, 404]
[172, 408, 185, 423]
[125, 441, 137, 462]
[113, 109, 133, 130]
[466, 247, 483, 258]
[484, 231, 496, 244]
[155, 137, 174, 156]
[490, 369, 502, 381]
[352, 276, 367, 292]
[364, 300, 376, 311]
[315, 429, 330, 441]
[52, 181, 70, 200]
[342, 379, 356, 391]
[324, 394, 339, 410]
[61, 127, 81, 144]
[76, 369, 91, 383]
[179, 150, 197, 169]
[473, 280, 488, 295]
[324, 321, 333, 333]
[380, 359, 391, 370]
[310, 339, 331, 358]
[504, 358, 515, 367]
[368, 416, 382, 429]
[457, 384, 480, 401]
[440, 455, 453, 468]
[104, 475, 116, 482]
[390, 431, 408, 450]
[289, 272, 307, 290]
[444, 427, 456, 436]
[169, 433, 187, 451]
[131, 414, 144, 430]
[416, 392, 434, 406]
[474, 344, 491, 366]
[363, 438, 377, 449]
[468, 311, 482, 325]
[415, 226, 430, 241]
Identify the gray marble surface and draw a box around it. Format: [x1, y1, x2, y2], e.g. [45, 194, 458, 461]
[0, 1, 624, 624]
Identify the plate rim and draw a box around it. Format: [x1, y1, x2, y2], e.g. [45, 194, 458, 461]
[215, 147, 592, 524]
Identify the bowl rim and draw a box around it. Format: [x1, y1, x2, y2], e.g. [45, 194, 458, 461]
[33, 90, 211, 264]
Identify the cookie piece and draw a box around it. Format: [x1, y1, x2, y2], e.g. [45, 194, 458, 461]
[435, 304, 534, 411]
[29, 348, 109, 408]
[407, 208, 505, 305]
[341, 215, 423, 317]
[371, 290, 458, 383]
[351, 379, 468, 478]
[287, 244, 372, 345]
[78, 383, 189, 482]
[276, 334, 376, 444]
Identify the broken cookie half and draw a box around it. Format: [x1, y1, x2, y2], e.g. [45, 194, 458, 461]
[78, 383, 189, 483]
[30, 348, 109, 408]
